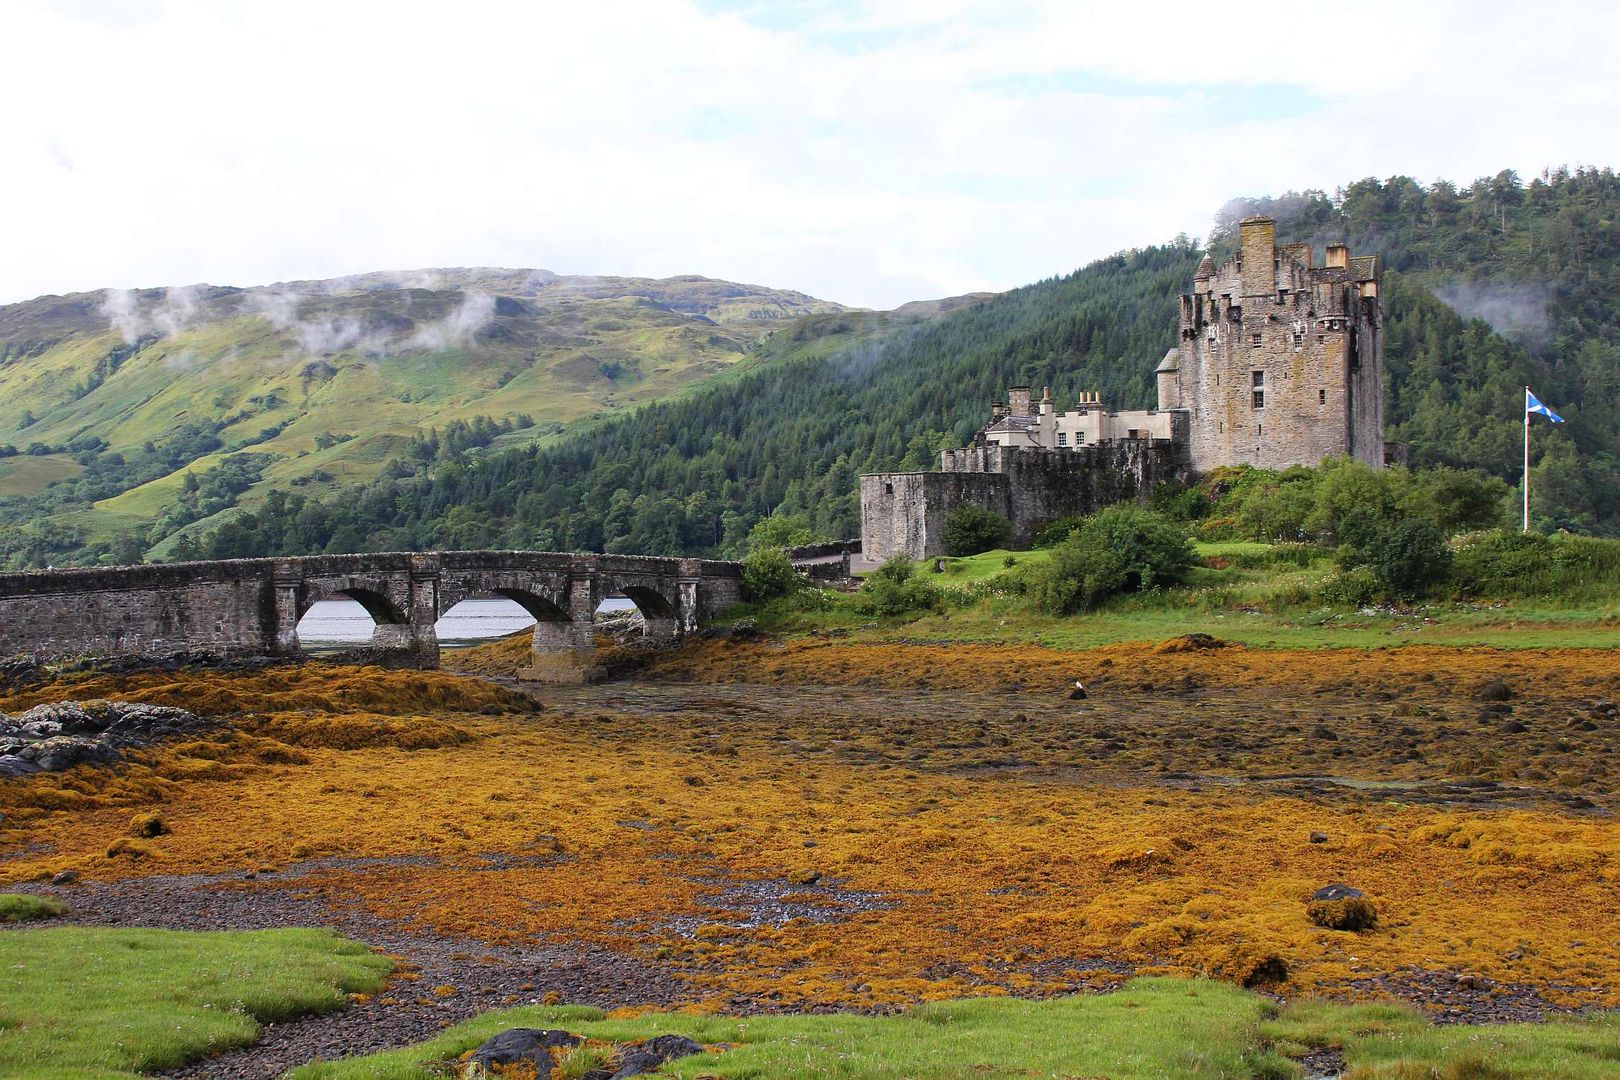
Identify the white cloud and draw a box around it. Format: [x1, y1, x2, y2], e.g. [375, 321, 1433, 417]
[4, 0, 1617, 310]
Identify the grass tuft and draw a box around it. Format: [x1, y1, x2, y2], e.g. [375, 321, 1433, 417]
[0, 893, 67, 923]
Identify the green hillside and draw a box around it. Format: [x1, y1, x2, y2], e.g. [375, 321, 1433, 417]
[10, 166, 1620, 566]
[178, 165, 1620, 562]
[0, 269, 857, 564]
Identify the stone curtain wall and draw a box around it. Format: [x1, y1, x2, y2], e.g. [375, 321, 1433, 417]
[861, 441, 1184, 561]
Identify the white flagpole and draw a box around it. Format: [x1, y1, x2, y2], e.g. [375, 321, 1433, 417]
[1523, 386, 1530, 533]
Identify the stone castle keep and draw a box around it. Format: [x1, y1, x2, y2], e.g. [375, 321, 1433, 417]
[861, 217, 1385, 560]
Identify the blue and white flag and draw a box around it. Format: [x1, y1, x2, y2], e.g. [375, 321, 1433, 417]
[1526, 388, 1565, 423]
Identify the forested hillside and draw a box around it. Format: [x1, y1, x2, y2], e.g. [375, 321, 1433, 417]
[9, 166, 1620, 566]
[0, 269, 848, 566]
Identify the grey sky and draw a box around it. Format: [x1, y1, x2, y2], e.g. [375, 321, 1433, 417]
[3, 0, 1616, 309]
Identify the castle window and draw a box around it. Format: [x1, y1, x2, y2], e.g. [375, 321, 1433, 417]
[1257, 424, 1263, 437]
[1253, 389, 1265, 409]
[1319, 388, 1326, 406]
[1250, 331, 1263, 348]
[1317, 334, 1326, 344]
[884, 482, 893, 495]
[1252, 370, 1264, 387]
[1057, 432, 1067, 446]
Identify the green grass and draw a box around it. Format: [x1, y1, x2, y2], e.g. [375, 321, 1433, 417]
[804, 541, 1620, 650]
[289, 978, 1292, 1080]
[0, 927, 392, 1080]
[288, 979, 1620, 1080]
[0, 893, 67, 923]
[1266, 999, 1620, 1079]
[0, 454, 84, 497]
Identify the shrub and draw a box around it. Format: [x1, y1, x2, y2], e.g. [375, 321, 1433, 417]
[741, 546, 802, 601]
[1032, 515, 1084, 548]
[1452, 530, 1620, 600]
[1363, 517, 1452, 599]
[942, 506, 1010, 557]
[858, 555, 942, 617]
[1318, 566, 1379, 607]
[1027, 505, 1195, 614]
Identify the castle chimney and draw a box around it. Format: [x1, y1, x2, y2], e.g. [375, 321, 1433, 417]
[1239, 216, 1276, 297]
[1008, 386, 1032, 416]
[1325, 243, 1350, 269]
[1039, 386, 1052, 416]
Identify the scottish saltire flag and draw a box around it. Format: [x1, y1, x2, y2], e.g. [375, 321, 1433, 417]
[1526, 388, 1565, 423]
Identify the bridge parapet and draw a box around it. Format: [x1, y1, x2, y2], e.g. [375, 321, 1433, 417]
[0, 550, 743, 680]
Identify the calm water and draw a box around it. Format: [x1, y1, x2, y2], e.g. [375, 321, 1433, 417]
[298, 596, 636, 649]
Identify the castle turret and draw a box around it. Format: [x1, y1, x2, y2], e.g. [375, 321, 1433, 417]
[1156, 349, 1180, 411]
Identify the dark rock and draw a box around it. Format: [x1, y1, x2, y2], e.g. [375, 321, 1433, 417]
[1311, 883, 1365, 901]
[609, 1050, 665, 1078]
[1501, 720, 1530, 734]
[1067, 682, 1088, 700]
[50, 870, 80, 886]
[1474, 679, 1513, 702]
[640, 1034, 704, 1062]
[1309, 832, 1329, 844]
[0, 700, 207, 776]
[467, 1027, 583, 1068]
[1311, 725, 1338, 741]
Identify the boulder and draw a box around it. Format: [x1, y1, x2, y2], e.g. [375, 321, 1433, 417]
[466, 1028, 583, 1069]
[1474, 679, 1513, 702]
[609, 1050, 665, 1078]
[1154, 633, 1227, 654]
[1307, 883, 1378, 932]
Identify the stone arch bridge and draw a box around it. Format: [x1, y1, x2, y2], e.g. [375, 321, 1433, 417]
[0, 551, 743, 680]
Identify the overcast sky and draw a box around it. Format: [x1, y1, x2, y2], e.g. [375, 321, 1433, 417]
[4, 0, 1617, 309]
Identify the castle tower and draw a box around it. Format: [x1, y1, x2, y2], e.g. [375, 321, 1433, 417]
[1170, 217, 1383, 471]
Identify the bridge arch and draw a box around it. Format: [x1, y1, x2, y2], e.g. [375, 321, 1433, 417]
[302, 584, 408, 625]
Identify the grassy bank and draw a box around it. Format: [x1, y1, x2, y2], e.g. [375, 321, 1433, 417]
[290, 978, 1620, 1079]
[743, 541, 1620, 650]
[0, 927, 392, 1079]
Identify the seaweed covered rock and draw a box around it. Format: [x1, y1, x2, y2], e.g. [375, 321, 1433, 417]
[466, 1027, 583, 1069]
[0, 700, 209, 777]
[582, 1034, 707, 1079]
[1307, 883, 1379, 932]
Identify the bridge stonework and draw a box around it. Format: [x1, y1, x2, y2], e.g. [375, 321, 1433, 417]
[0, 551, 742, 682]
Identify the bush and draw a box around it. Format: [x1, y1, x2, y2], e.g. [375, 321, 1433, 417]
[1363, 517, 1452, 599]
[741, 547, 801, 601]
[858, 555, 943, 617]
[1027, 505, 1195, 614]
[942, 506, 1010, 557]
[1317, 566, 1379, 607]
[1451, 530, 1620, 600]
[1032, 515, 1085, 548]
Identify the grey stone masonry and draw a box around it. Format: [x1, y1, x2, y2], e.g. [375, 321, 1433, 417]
[0, 550, 743, 681]
[1162, 217, 1384, 471]
[861, 440, 1185, 561]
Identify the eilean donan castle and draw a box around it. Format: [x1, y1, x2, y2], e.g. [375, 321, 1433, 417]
[861, 217, 1385, 560]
